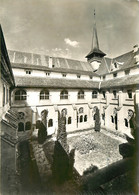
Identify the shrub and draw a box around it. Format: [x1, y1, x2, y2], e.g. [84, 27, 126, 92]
[94, 107, 101, 132]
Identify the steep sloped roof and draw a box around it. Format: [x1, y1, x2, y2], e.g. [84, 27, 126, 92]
[8, 50, 96, 74]
[96, 57, 112, 75]
[101, 74, 139, 88]
[14, 76, 99, 89]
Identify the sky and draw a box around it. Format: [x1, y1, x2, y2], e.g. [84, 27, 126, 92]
[0, 0, 139, 61]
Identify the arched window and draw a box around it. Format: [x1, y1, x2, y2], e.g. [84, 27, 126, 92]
[48, 119, 53, 127]
[78, 90, 84, 99]
[25, 121, 31, 130]
[61, 108, 67, 117]
[111, 116, 114, 123]
[79, 107, 84, 114]
[68, 117, 72, 124]
[80, 115, 83, 123]
[92, 91, 97, 99]
[60, 90, 68, 99]
[40, 90, 49, 100]
[84, 115, 87, 122]
[124, 119, 128, 127]
[18, 122, 24, 132]
[15, 90, 27, 100]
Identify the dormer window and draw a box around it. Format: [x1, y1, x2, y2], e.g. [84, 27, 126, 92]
[52, 65, 55, 68]
[125, 70, 130, 76]
[113, 73, 117, 78]
[62, 74, 67, 77]
[26, 70, 31, 74]
[77, 75, 81, 79]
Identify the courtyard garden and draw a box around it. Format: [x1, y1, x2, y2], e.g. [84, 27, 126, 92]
[67, 131, 123, 175]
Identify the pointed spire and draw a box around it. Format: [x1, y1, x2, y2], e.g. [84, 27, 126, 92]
[85, 9, 106, 62]
[92, 9, 99, 51]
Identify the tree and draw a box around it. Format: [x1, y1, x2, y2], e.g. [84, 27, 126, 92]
[94, 107, 100, 132]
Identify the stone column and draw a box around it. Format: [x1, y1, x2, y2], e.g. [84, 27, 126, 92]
[118, 90, 123, 107]
[106, 91, 110, 106]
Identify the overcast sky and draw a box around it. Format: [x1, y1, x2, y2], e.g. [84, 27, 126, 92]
[0, 0, 139, 61]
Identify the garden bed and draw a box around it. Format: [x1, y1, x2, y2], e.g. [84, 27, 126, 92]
[68, 131, 123, 175]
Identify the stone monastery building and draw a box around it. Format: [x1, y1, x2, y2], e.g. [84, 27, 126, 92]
[1, 13, 139, 139]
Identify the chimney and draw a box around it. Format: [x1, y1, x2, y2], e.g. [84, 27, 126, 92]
[49, 57, 52, 68]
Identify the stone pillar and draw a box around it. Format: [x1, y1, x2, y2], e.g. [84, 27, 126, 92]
[135, 90, 139, 104]
[54, 105, 59, 135]
[106, 91, 110, 106]
[32, 107, 37, 130]
[118, 90, 123, 107]
[72, 104, 77, 130]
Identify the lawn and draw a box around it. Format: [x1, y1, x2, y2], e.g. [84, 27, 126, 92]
[68, 131, 123, 175]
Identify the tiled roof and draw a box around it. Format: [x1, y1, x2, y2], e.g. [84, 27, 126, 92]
[15, 76, 99, 89]
[8, 50, 96, 74]
[96, 57, 112, 75]
[101, 74, 139, 88]
[11, 62, 99, 76]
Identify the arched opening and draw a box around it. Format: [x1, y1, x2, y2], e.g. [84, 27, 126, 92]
[80, 115, 83, 123]
[68, 117, 72, 124]
[124, 119, 128, 127]
[48, 119, 53, 127]
[79, 107, 84, 114]
[18, 122, 24, 132]
[111, 115, 114, 123]
[92, 91, 98, 99]
[60, 90, 68, 99]
[25, 121, 31, 130]
[78, 90, 84, 99]
[40, 90, 49, 100]
[61, 108, 67, 117]
[15, 90, 27, 100]
[84, 115, 87, 122]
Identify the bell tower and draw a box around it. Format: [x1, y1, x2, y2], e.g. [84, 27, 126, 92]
[85, 10, 106, 71]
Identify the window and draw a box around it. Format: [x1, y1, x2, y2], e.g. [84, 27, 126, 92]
[113, 90, 117, 99]
[125, 70, 130, 76]
[84, 115, 87, 122]
[111, 116, 114, 123]
[46, 72, 50, 76]
[68, 117, 72, 124]
[92, 91, 98, 99]
[77, 75, 81, 79]
[60, 90, 68, 99]
[52, 65, 55, 68]
[114, 62, 117, 68]
[15, 90, 27, 100]
[78, 90, 84, 99]
[62, 74, 67, 77]
[26, 70, 31, 74]
[25, 121, 31, 130]
[124, 119, 128, 127]
[48, 119, 53, 127]
[102, 91, 106, 99]
[103, 75, 106, 80]
[90, 76, 93, 79]
[40, 90, 49, 100]
[17, 112, 25, 120]
[79, 107, 84, 114]
[18, 122, 24, 132]
[3, 85, 5, 106]
[80, 115, 83, 123]
[127, 90, 132, 99]
[113, 73, 117, 78]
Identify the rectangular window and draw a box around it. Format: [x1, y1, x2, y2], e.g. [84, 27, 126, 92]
[113, 73, 117, 78]
[103, 75, 106, 80]
[77, 75, 81, 79]
[125, 70, 130, 75]
[26, 70, 31, 74]
[113, 90, 117, 99]
[46, 72, 50, 76]
[62, 74, 67, 77]
[127, 90, 132, 99]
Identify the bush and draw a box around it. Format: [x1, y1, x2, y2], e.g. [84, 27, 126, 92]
[94, 108, 100, 132]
